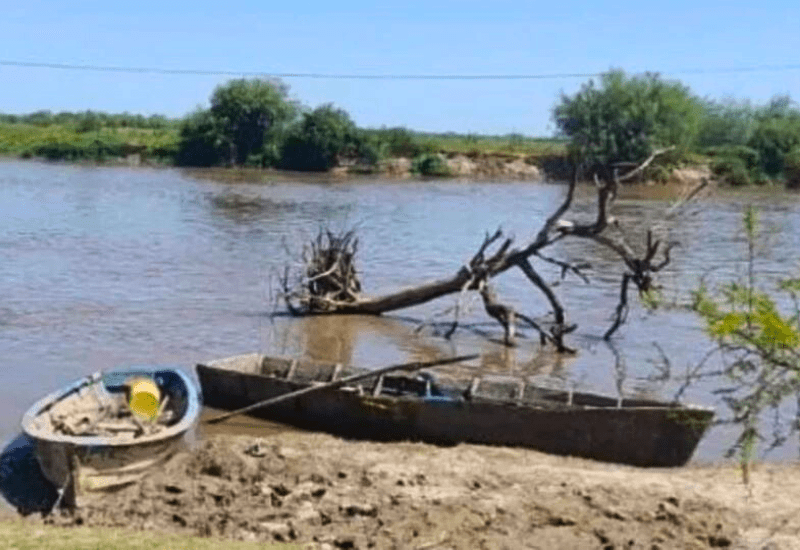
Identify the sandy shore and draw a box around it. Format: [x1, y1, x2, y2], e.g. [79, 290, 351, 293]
[20, 428, 797, 550]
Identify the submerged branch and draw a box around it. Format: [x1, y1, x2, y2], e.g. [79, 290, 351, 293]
[281, 150, 692, 351]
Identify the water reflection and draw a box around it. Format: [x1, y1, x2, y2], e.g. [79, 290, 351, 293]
[206, 192, 352, 225]
[263, 312, 579, 388]
[208, 194, 294, 222]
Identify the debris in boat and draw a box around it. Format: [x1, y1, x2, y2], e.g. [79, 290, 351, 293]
[244, 439, 268, 457]
[48, 376, 173, 438]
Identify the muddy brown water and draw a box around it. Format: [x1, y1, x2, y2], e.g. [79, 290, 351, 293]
[1, 159, 799, 490]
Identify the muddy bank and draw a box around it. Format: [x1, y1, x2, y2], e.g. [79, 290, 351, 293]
[378, 153, 544, 180]
[377, 154, 713, 185]
[38, 430, 800, 549]
[10, 152, 715, 188]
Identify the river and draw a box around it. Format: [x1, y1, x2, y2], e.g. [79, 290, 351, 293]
[1, 159, 799, 468]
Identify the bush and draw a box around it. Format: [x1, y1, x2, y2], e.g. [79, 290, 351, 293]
[32, 138, 126, 162]
[553, 70, 703, 174]
[75, 111, 103, 133]
[33, 142, 82, 161]
[280, 104, 362, 171]
[366, 127, 420, 157]
[411, 153, 451, 176]
[705, 145, 760, 171]
[354, 136, 382, 167]
[785, 147, 800, 189]
[176, 109, 223, 167]
[697, 95, 800, 184]
[711, 156, 752, 186]
[748, 113, 800, 176]
[209, 78, 298, 166]
[692, 207, 800, 463]
[644, 164, 671, 183]
[176, 78, 298, 167]
[697, 99, 757, 148]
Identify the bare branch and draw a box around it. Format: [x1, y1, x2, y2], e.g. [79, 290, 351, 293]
[664, 177, 710, 220]
[534, 252, 591, 284]
[616, 146, 676, 183]
[604, 274, 631, 340]
[530, 163, 579, 249]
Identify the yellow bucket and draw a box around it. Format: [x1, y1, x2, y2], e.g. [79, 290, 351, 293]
[127, 377, 161, 421]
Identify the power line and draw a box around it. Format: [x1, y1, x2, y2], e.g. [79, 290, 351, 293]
[0, 60, 596, 79]
[2, 59, 800, 80]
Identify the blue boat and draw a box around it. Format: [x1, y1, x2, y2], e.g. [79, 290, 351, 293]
[21, 368, 200, 507]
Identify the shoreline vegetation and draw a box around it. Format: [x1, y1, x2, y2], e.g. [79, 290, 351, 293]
[0, 114, 567, 180]
[1, 70, 798, 187]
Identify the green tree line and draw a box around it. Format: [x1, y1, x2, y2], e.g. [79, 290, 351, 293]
[553, 70, 800, 187]
[1, 72, 799, 184]
[0, 110, 175, 130]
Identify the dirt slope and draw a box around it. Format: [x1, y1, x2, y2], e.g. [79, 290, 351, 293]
[38, 430, 800, 549]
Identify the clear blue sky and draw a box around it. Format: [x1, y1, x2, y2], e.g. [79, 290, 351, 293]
[2, 0, 798, 135]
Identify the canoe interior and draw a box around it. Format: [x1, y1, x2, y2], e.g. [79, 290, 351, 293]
[203, 353, 695, 410]
[197, 354, 715, 467]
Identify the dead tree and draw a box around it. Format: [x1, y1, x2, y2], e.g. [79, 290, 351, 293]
[281, 151, 705, 352]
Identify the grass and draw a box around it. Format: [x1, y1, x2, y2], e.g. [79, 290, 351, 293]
[0, 520, 299, 550]
[414, 132, 567, 157]
[0, 119, 566, 167]
[0, 122, 179, 160]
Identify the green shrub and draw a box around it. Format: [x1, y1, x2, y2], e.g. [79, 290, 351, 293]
[176, 78, 297, 167]
[785, 146, 800, 189]
[692, 207, 800, 463]
[33, 142, 81, 161]
[411, 153, 451, 176]
[354, 136, 382, 167]
[365, 127, 422, 158]
[32, 138, 127, 162]
[280, 104, 361, 171]
[209, 78, 298, 166]
[711, 156, 752, 186]
[748, 113, 800, 176]
[146, 144, 179, 163]
[704, 145, 760, 171]
[697, 99, 757, 148]
[75, 111, 103, 133]
[553, 70, 703, 175]
[645, 164, 671, 183]
[176, 109, 224, 167]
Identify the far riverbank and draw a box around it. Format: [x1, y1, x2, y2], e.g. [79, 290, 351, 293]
[1, 150, 714, 189]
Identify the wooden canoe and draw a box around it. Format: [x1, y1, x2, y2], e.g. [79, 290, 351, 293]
[21, 368, 200, 507]
[196, 354, 714, 467]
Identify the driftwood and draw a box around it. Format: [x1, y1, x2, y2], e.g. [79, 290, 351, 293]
[281, 153, 707, 351]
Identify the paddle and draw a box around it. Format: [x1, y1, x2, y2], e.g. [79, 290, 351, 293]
[204, 354, 478, 425]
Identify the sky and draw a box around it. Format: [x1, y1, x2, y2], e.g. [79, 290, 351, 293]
[1, 0, 799, 136]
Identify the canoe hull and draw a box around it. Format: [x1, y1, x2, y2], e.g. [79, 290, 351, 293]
[197, 355, 713, 467]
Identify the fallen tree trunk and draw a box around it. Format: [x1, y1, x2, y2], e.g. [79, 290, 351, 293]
[312, 268, 475, 315]
[281, 153, 706, 351]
